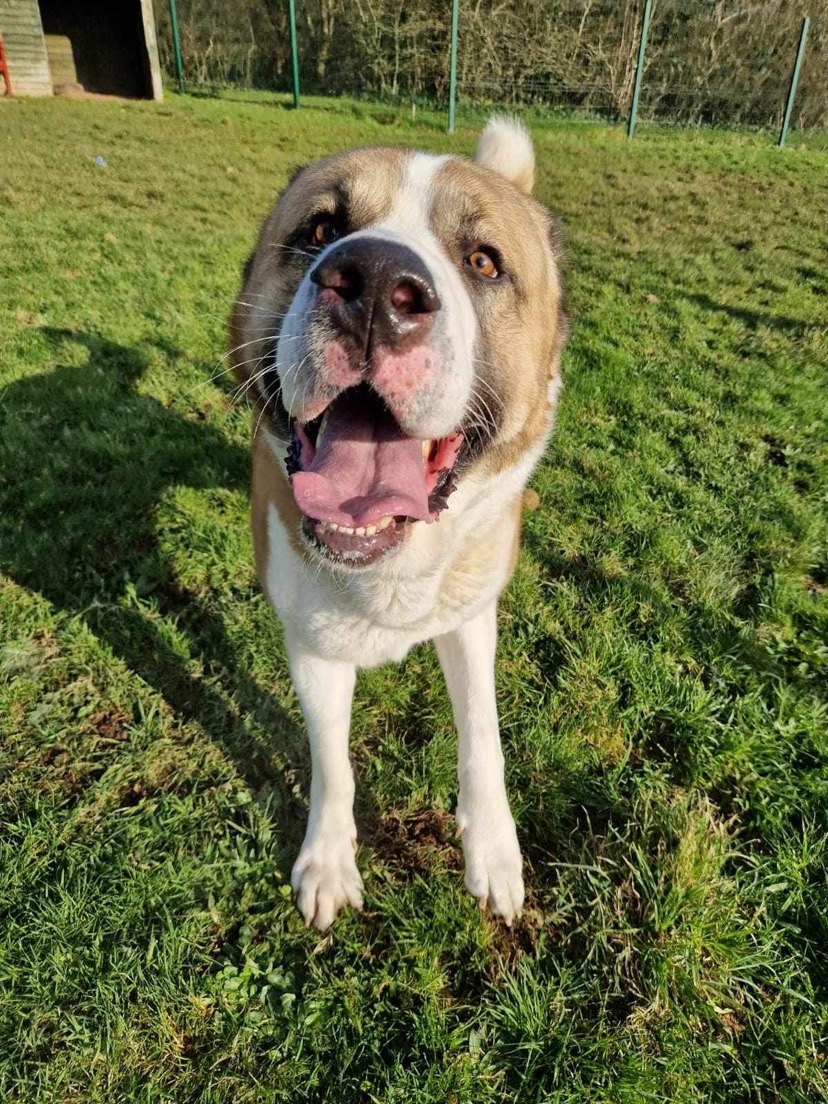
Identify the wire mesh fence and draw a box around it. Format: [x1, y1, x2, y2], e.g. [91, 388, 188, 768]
[152, 0, 827, 135]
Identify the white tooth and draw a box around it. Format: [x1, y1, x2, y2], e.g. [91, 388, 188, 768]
[354, 526, 366, 536]
[328, 522, 340, 532]
[364, 525, 377, 536]
[340, 525, 355, 535]
[422, 440, 431, 460]
[316, 410, 329, 447]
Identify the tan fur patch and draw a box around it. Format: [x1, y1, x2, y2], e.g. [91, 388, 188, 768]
[250, 430, 306, 576]
[523, 488, 541, 512]
[231, 149, 407, 389]
[428, 158, 567, 479]
[507, 495, 524, 577]
[437, 494, 524, 611]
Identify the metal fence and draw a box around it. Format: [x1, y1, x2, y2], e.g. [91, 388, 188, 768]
[155, 0, 827, 143]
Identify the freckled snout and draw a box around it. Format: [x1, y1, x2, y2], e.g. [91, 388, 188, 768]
[311, 237, 441, 354]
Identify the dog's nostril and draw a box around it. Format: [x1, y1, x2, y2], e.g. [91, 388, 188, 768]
[389, 278, 439, 316]
[335, 264, 363, 302]
[389, 281, 420, 315]
[313, 262, 363, 303]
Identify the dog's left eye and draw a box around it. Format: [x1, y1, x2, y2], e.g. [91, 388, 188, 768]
[310, 215, 341, 249]
[466, 249, 499, 279]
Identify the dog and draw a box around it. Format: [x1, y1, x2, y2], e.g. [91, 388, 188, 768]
[229, 117, 568, 930]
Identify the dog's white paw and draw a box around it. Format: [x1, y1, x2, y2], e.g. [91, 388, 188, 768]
[458, 806, 524, 924]
[291, 824, 363, 931]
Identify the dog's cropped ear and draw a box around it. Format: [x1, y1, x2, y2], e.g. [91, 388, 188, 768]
[240, 250, 255, 287]
[230, 248, 258, 383]
[474, 115, 534, 195]
[286, 162, 308, 188]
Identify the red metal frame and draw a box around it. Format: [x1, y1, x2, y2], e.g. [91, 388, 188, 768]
[0, 33, 13, 97]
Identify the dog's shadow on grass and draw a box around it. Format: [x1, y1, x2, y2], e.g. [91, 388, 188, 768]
[0, 326, 313, 862]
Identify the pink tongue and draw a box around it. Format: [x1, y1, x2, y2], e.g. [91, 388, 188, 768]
[291, 391, 431, 528]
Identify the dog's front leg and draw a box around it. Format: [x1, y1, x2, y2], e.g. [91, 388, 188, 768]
[435, 602, 524, 923]
[286, 639, 363, 930]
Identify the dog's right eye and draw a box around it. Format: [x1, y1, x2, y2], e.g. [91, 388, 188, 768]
[310, 215, 341, 249]
[465, 248, 499, 279]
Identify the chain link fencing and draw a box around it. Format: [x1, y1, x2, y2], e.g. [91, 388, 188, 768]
[151, 0, 827, 136]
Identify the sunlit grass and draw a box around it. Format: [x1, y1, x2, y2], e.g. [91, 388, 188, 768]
[1, 93, 826, 1102]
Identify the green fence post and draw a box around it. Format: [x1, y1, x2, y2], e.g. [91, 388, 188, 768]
[778, 17, 810, 148]
[288, 0, 300, 109]
[168, 0, 185, 95]
[627, 0, 652, 140]
[447, 0, 459, 133]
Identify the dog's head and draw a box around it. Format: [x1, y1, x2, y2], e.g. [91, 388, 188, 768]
[231, 117, 567, 568]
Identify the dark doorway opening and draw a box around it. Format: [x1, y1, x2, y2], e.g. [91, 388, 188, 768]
[38, 0, 154, 98]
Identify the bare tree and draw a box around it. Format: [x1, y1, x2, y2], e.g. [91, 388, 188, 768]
[152, 0, 828, 128]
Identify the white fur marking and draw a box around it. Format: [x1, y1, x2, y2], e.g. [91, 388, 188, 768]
[435, 602, 524, 922]
[371, 152, 478, 437]
[286, 639, 363, 931]
[474, 115, 535, 195]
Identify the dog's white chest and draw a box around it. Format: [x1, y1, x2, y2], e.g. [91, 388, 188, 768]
[264, 504, 481, 665]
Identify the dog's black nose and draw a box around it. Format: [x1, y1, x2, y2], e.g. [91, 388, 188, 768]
[310, 237, 440, 352]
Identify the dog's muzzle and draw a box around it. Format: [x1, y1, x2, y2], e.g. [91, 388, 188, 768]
[311, 237, 441, 354]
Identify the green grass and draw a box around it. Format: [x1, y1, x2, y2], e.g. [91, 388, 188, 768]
[1, 92, 826, 1102]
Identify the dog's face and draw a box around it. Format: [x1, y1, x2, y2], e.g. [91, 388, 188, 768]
[232, 119, 567, 568]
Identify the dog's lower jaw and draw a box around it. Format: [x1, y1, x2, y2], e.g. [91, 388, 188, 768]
[300, 513, 410, 568]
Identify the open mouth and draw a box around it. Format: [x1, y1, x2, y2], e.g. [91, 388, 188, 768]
[285, 383, 464, 565]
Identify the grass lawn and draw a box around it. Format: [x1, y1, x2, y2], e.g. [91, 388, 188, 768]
[1, 92, 827, 1102]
